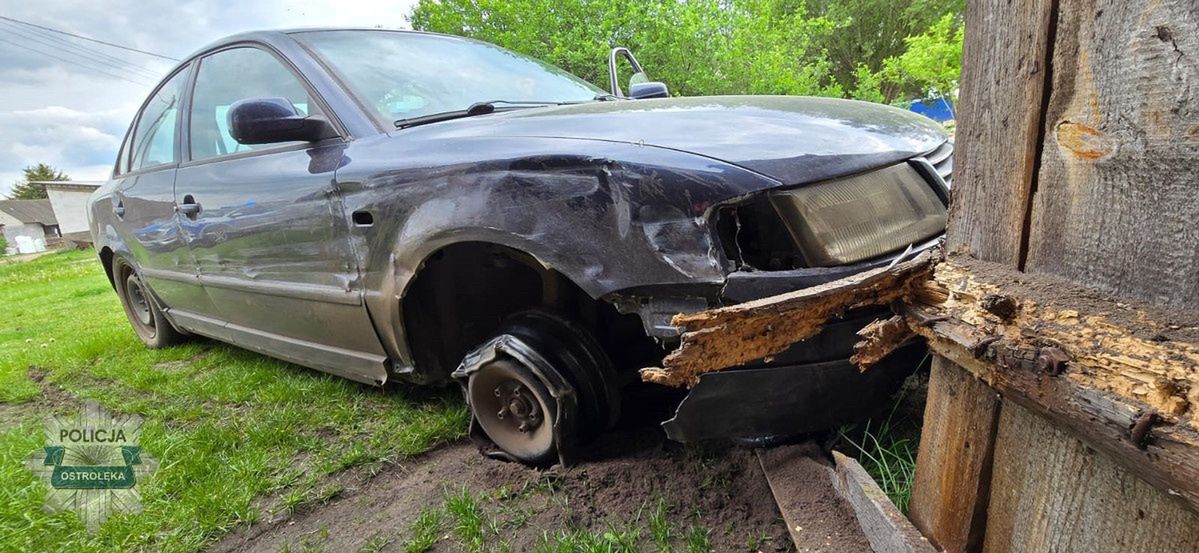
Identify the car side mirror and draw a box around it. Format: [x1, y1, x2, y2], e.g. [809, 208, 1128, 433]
[628, 81, 669, 99]
[608, 47, 668, 99]
[228, 97, 337, 145]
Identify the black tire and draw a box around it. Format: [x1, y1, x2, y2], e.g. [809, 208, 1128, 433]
[112, 257, 184, 349]
[465, 310, 620, 464]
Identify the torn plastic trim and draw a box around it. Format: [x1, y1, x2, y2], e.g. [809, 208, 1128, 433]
[451, 333, 579, 466]
[661, 342, 923, 443]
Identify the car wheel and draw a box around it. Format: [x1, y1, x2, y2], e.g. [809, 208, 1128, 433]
[461, 311, 620, 465]
[113, 258, 184, 349]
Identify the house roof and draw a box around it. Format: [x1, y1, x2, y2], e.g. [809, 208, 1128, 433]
[37, 181, 102, 192]
[0, 199, 58, 225]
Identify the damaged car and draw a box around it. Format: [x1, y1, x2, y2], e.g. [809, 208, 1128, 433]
[90, 28, 951, 465]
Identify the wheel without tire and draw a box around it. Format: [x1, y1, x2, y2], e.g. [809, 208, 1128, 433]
[461, 311, 620, 465]
[113, 258, 184, 348]
[468, 358, 558, 464]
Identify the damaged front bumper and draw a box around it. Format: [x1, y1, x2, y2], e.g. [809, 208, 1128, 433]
[661, 308, 923, 443]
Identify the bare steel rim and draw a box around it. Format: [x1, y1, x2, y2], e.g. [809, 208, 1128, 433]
[118, 262, 157, 338]
[467, 358, 558, 463]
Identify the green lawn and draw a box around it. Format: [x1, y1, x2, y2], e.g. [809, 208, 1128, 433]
[0, 249, 468, 552]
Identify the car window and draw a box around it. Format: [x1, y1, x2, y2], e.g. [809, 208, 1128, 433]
[114, 128, 132, 176]
[189, 47, 323, 161]
[130, 67, 189, 171]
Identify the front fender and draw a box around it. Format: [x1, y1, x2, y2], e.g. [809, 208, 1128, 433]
[337, 135, 779, 373]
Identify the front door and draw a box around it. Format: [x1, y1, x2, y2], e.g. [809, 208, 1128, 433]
[173, 45, 386, 383]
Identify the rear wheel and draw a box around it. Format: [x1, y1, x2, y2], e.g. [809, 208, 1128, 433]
[113, 258, 184, 348]
[460, 311, 620, 465]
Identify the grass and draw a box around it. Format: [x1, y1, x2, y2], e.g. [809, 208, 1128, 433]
[838, 368, 926, 513]
[0, 249, 469, 552]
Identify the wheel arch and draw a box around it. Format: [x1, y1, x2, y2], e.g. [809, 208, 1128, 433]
[392, 238, 659, 386]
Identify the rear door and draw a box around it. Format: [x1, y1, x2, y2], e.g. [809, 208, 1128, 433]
[111, 63, 215, 315]
[173, 45, 387, 383]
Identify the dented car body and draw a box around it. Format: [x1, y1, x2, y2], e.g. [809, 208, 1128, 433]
[91, 29, 950, 462]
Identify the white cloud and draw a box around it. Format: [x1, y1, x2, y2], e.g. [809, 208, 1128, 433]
[0, 0, 419, 196]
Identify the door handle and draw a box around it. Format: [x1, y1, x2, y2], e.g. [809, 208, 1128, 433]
[114, 201, 125, 218]
[176, 195, 201, 218]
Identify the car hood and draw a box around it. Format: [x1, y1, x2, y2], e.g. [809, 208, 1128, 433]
[423, 95, 948, 185]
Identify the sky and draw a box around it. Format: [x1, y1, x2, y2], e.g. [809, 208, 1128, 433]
[0, 0, 420, 197]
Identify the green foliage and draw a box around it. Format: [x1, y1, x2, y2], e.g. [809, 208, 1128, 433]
[808, 0, 964, 99]
[408, 0, 964, 104]
[877, 13, 965, 102]
[0, 234, 8, 256]
[9, 163, 69, 200]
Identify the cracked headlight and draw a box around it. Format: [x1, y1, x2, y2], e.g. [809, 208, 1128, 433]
[768, 163, 946, 266]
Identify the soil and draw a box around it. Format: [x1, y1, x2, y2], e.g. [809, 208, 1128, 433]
[209, 428, 874, 553]
[757, 444, 873, 553]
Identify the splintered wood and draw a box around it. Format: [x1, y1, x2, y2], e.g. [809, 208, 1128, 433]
[901, 253, 1199, 512]
[638, 249, 937, 388]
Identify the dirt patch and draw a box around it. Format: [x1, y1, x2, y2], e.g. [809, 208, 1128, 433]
[758, 444, 873, 553]
[211, 428, 804, 552]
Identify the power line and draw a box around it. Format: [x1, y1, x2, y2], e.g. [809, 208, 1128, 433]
[0, 22, 163, 80]
[0, 15, 179, 61]
[0, 36, 154, 86]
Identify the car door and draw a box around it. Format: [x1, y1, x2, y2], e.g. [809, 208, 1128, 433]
[173, 45, 387, 383]
[111, 63, 216, 316]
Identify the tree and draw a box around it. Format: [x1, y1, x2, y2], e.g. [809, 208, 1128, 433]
[407, 0, 964, 103]
[10, 163, 69, 200]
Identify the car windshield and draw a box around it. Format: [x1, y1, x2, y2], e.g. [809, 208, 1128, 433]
[295, 30, 604, 123]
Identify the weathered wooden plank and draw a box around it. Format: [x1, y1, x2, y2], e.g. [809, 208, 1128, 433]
[829, 452, 937, 553]
[983, 401, 1199, 553]
[945, 0, 1055, 265]
[640, 249, 936, 387]
[907, 357, 1001, 553]
[1025, 0, 1199, 309]
[901, 254, 1199, 513]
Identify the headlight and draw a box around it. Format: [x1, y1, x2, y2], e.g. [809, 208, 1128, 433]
[767, 163, 946, 266]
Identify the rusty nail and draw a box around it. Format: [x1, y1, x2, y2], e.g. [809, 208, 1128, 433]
[1036, 346, 1071, 375]
[922, 315, 950, 327]
[972, 336, 1001, 358]
[1130, 411, 1160, 450]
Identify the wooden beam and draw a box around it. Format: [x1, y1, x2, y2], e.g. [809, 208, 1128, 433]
[901, 253, 1199, 513]
[639, 249, 937, 388]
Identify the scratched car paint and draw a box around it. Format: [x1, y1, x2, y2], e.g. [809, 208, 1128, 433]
[91, 29, 951, 463]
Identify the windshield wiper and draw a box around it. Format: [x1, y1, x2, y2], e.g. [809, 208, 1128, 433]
[394, 100, 569, 129]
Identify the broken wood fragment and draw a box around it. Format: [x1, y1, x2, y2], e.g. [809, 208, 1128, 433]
[639, 248, 938, 387]
[851, 315, 915, 371]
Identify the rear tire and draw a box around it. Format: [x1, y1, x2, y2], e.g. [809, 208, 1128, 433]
[463, 310, 620, 465]
[113, 257, 184, 349]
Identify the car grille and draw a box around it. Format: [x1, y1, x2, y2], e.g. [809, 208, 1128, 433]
[923, 141, 953, 187]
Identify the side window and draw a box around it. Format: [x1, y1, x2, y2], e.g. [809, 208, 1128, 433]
[130, 67, 189, 171]
[113, 128, 132, 176]
[189, 47, 324, 161]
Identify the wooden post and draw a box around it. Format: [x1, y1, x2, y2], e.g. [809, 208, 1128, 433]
[907, 357, 1000, 552]
[910, 0, 1199, 550]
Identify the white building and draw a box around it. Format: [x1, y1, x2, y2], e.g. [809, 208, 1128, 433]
[0, 199, 59, 254]
[41, 181, 102, 240]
